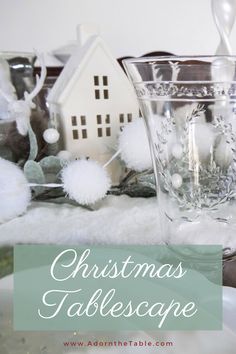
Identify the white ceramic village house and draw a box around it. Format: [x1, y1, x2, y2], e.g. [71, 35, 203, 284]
[48, 24, 139, 184]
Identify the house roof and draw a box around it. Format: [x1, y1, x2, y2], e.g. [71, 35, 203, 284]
[47, 35, 130, 105]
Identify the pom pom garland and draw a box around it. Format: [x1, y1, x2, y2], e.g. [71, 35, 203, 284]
[0, 116, 157, 218]
[61, 159, 111, 205]
[0, 156, 112, 219]
[118, 118, 152, 172]
[0, 158, 31, 223]
[43, 128, 60, 144]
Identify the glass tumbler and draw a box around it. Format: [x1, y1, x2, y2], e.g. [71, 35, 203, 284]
[124, 56, 236, 241]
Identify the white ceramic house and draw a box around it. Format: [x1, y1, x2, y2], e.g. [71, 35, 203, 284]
[48, 24, 140, 184]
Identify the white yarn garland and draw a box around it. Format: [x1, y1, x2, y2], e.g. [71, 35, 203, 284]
[0, 117, 155, 219]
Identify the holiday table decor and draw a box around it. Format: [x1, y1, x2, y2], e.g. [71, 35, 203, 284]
[122, 0, 236, 241]
[2, 1, 236, 353]
[48, 24, 140, 185]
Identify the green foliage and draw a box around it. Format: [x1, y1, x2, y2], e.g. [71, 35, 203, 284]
[24, 160, 45, 196]
[39, 156, 62, 175]
[28, 124, 38, 161]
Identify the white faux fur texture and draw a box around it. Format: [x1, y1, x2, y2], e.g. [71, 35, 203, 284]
[0, 195, 235, 249]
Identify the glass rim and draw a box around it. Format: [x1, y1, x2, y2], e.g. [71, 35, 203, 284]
[123, 55, 236, 85]
[135, 79, 236, 84]
[123, 55, 236, 65]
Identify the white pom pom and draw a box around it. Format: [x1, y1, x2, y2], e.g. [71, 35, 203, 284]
[57, 150, 73, 162]
[0, 158, 31, 222]
[118, 118, 152, 171]
[61, 159, 111, 205]
[171, 173, 183, 189]
[43, 128, 60, 144]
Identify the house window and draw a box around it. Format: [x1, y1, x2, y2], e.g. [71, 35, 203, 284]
[82, 129, 87, 139]
[73, 130, 79, 140]
[98, 128, 103, 137]
[96, 114, 112, 138]
[97, 114, 111, 138]
[106, 127, 111, 136]
[71, 115, 87, 139]
[119, 114, 124, 123]
[104, 89, 109, 99]
[127, 113, 132, 122]
[95, 89, 100, 99]
[80, 116, 86, 125]
[97, 115, 102, 124]
[71, 116, 77, 126]
[119, 113, 132, 127]
[94, 76, 99, 85]
[93, 75, 109, 100]
[103, 76, 108, 86]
